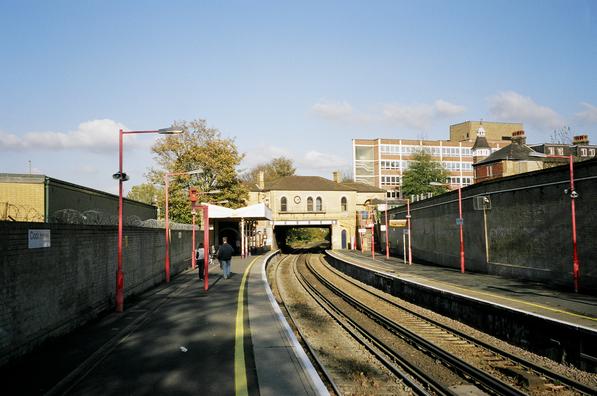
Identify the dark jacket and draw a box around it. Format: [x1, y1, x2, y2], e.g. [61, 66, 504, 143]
[217, 243, 234, 261]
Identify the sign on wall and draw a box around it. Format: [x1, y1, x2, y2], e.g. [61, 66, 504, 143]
[28, 229, 51, 249]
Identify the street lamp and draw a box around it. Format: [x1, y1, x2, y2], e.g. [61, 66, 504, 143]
[431, 181, 464, 273]
[530, 152, 580, 292]
[164, 169, 204, 283]
[114, 126, 183, 313]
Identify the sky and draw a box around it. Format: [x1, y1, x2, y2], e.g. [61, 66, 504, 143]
[1, 0, 596, 194]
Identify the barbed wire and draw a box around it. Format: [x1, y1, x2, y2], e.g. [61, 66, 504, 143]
[1, 203, 196, 229]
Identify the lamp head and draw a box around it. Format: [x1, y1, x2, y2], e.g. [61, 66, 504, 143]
[157, 128, 184, 135]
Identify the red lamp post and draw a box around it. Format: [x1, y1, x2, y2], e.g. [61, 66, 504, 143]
[164, 169, 204, 283]
[114, 127, 182, 313]
[385, 195, 389, 260]
[430, 181, 463, 272]
[530, 153, 580, 292]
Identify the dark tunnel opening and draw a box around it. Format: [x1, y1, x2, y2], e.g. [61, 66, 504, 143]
[274, 226, 331, 253]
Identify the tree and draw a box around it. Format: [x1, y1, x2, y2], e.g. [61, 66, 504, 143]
[550, 126, 572, 144]
[127, 183, 162, 205]
[401, 151, 450, 197]
[242, 156, 296, 185]
[148, 118, 248, 223]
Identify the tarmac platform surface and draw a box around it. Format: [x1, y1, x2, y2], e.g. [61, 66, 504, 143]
[2, 252, 327, 396]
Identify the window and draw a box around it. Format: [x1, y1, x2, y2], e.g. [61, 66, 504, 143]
[341, 197, 347, 211]
[307, 197, 313, 211]
[581, 148, 588, 156]
[280, 197, 287, 212]
[557, 147, 564, 156]
[590, 149, 596, 156]
[548, 147, 555, 155]
[316, 197, 323, 211]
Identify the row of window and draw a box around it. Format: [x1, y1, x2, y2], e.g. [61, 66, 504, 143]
[381, 160, 473, 171]
[381, 176, 401, 185]
[442, 161, 473, 171]
[447, 176, 473, 185]
[546, 147, 596, 156]
[279, 196, 348, 212]
[380, 145, 473, 157]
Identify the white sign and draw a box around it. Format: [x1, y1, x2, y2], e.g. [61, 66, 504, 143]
[28, 229, 51, 249]
[358, 228, 367, 234]
[380, 225, 386, 232]
[377, 204, 387, 211]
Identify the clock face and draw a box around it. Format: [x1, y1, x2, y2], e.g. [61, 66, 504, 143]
[293, 196, 301, 204]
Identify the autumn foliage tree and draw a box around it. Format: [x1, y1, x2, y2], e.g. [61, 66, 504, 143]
[241, 156, 296, 185]
[401, 151, 450, 197]
[145, 118, 248, 223]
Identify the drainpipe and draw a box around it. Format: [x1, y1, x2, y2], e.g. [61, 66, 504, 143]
[44, 177, 50, 222]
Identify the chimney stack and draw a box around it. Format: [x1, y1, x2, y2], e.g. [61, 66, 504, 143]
[258, 171, 265, 190]
[573, 135, 589, 145]
[511, 130, 526, 145]
[332, 171, 341, 183]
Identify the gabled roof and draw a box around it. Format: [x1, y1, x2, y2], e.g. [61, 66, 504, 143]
[473, 142, 538, 166]
[250, 175, 387, 193]
[340, 181, 386, 193]
[254, 176, 353, 192]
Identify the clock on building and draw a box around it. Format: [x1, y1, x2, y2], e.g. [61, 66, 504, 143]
[293, 196, 301, 204]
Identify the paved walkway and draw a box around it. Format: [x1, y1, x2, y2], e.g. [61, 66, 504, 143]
[2, 253, 326, 396]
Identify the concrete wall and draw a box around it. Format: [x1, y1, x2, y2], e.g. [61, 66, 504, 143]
[0, 222, 198, 365]
[387, 158, 597, 293]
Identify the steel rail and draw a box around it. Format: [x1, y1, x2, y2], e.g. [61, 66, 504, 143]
[305, 255, 525, 396]
[294, 254, 451, 396]
[272, 254, 342, 396]
[322, 254, 597, 395]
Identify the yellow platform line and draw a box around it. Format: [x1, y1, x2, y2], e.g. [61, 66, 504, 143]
[234, 257, 260, 396]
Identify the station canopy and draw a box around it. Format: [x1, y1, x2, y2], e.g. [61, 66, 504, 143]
[200, 202, 272, 221]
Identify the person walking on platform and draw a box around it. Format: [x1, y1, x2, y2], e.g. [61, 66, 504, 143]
[196, 242, 205, 280]
[217, 237, 234, 279]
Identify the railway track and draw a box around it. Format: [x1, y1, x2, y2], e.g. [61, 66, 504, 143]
[272, 252, 595, 395]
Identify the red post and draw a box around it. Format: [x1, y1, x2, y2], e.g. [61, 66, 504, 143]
[116, 129, 124, 312]
[407, 200, 412, 264]
[164, 175, 171, 282]
[458, 186, 465, 273]
[203, 205, 209, 291]
[385, 196, 389, 260]
[568, 156, 580, 292]
[191, 207, 196, 270]
[371, 221, 375, 259]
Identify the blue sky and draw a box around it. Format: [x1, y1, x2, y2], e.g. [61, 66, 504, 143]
[1, 0, 596, 194]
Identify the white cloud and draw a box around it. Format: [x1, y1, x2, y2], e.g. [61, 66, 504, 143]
[299, 150, 349, 170]
[576, 102, 597, 124]
[311, 100, 354, 120]
[488, 91, 564, 129]
[242, 145, 292, 170]
[312, 98, 465, 130]
[434, 99, 466, 116]
[0, 119, 131, 152]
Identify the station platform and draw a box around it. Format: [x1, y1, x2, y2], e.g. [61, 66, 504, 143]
[327, 249, 597, 372]
[1, 252, 327, 396]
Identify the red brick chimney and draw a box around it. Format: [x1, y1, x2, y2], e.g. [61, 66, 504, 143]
[573, 135, 589, 145]
[511, 130, 526, 145]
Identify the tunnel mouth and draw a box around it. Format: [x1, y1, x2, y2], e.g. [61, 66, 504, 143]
[275, 226, 331, 253]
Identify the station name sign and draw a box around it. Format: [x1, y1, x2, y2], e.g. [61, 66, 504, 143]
[389, 219, 407, 228]
[28, 229, 51, 249]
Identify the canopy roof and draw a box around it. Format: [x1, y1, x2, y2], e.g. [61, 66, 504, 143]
[201, 202, 272, 221]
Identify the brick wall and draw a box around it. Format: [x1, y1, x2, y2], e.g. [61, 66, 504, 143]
[0, 223, 199, 365]
[388, 158, 597, 293]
